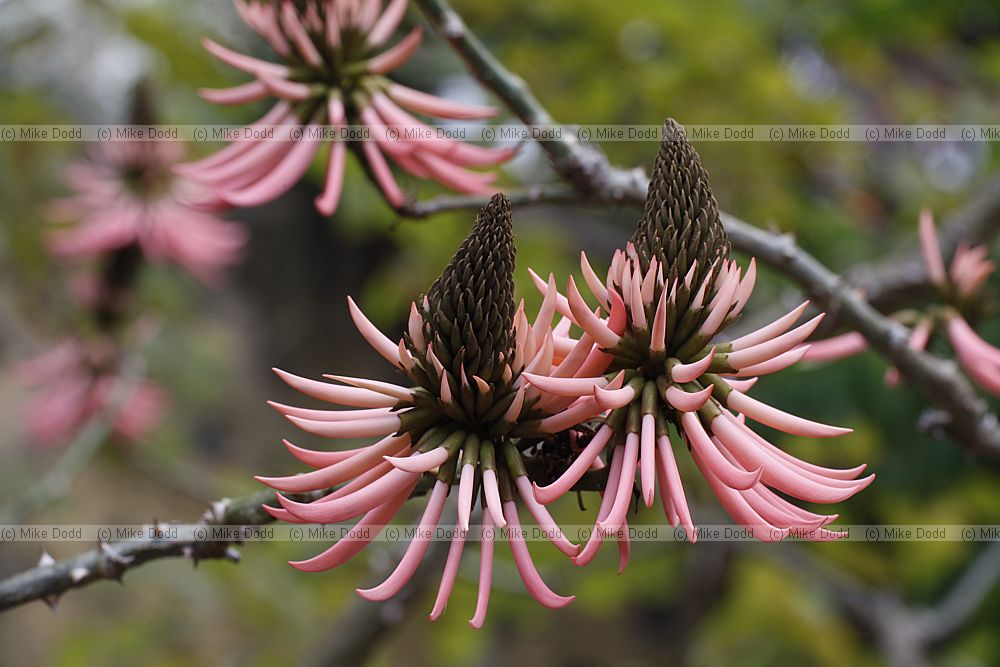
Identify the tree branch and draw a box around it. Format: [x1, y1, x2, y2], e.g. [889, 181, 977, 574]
[416, 0, 1000, 461]
[722, 214, 1000, 459]
[763, 541, 1000, 667]
[0, 468, 610, 613]
[0, 417, 112, 526]
[0, 487, 323, 613]
[300, 543, 446, 667]
[848, 173, 1000, 315]
[397, 183, 581, 218]
[414, 0, 649, 203]
[920, 542, 1000, 643]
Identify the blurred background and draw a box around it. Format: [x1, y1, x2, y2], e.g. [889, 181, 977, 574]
[2, 0, 1000, 665]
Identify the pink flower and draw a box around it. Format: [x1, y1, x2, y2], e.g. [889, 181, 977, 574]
[919, 209, 1000, 395]
[48, 140, 246, 285]
[801, 331, 868, 363]
[524, 120, 870, 554]
[259, 195, 595, 626]
[182, 0, 515, 215]
[808, 209, 1000, 397]
[920, 207, 996, 300]
[16, 338, 166, 447]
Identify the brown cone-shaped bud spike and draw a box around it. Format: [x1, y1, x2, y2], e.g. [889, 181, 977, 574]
[423, 194, 516, 386]
[631, 119, 730, 287]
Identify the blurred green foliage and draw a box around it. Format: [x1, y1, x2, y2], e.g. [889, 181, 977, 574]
[2, 0, 1000, 665]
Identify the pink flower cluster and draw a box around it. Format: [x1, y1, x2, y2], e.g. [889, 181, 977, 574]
[806, 209, 1000, 395]
[16, 338, 166, 448]
[182, 0, 515, 215]
[524, 248, 871, 551]
[259, 182, 870, 625]
[48, 140, 246, 285]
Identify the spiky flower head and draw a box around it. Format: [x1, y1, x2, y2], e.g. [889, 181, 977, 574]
[522, 120, 871, 557]
[260, 194, 611, 627]
[631, 118, 730, 288]
[183, 0, 515, 215]
[421, 194, 516, 388]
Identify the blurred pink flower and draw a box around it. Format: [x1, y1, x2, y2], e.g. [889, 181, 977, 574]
[919, 207, 996, 299]
[807, 209, 1000, 396]
[48, 140, 246, 285]
[919, 209, 1000, 395]
[182, 0, 515, 215]
[16, 338, 166, 448]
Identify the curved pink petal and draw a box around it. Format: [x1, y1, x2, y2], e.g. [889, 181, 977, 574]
[289, 483, 415, 571]
[202, 38, 289, 77]
[726, 390, 851, 438]
[691, 446, 789, 542]
[277, 467, 418, 523]
[680, 412, 761, 491]
[735, 346, 811, 377]
[656, 435, 695, 542]
[273, 368, 399, 407]
[315, 136, 346, 216]
[534, 424, 613, 504]
[279, 1, 322, 66]
[567, 277, 620, 348]
[198, 80, 271, 105]
[598, 433, 639, 533]
[469, 510, 495, 629]
[521, 373, 612, 398]
[919, 208, 947, 285]
[267, 402, 391, 422]
[430, 523, 468, 621]
[322, 374, 414, 401]
[700, 266, 741, 336]
[727, 314, 824, 370]
[365, 27, 422, 74]
[671, 348, 716, 383]
[356, 479, 449, 601]
[664, 384, 713, 412]
[729, 301, 809, 351]
[711, 414, 873, 503]
[573, 445, 623, 567]
[528, 268, 573, 319]
[457, 462, 475, 531]
[386, 82, 497, 120]
[639, 413, 656, 507]
[384, 446, 450, 473]
[483, 469, 507, 527]
[503, 501, 575, 608]
[514, 476, 579, 557]
[286, 413, 402, 438]
[223, 121, 322, 207]
[368, 0, 409, 46]
[256, 434, 409, 491]
[347, 296, 404, 368]
[360, 139, 405, 206]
